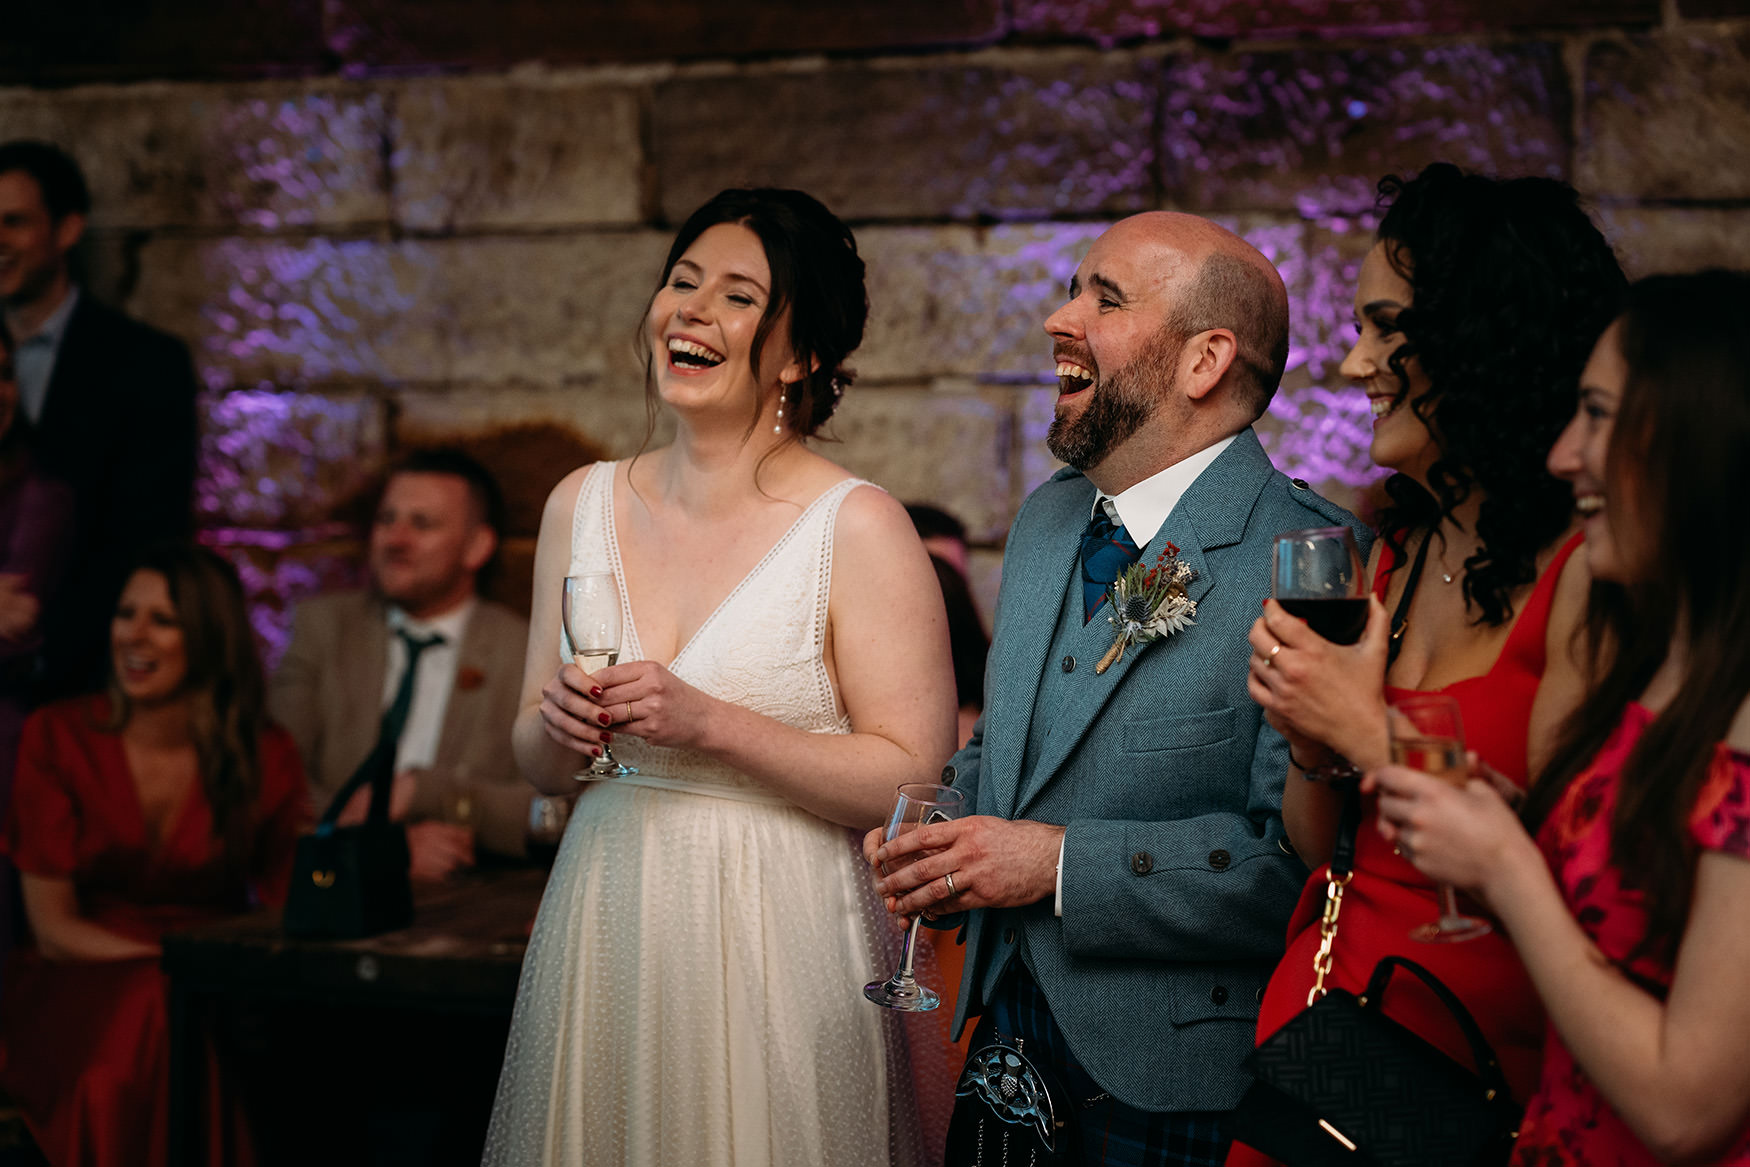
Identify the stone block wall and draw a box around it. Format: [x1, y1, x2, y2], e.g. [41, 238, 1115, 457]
[5, 0, 1748, 656]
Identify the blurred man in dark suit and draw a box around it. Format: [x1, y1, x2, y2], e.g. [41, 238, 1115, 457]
[0, 139, 199, 700]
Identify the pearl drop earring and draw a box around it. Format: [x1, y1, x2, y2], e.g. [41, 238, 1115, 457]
[774, 387, 787, 435]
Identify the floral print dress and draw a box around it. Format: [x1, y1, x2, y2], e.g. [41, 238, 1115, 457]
[1515, 703, 1750, 1166]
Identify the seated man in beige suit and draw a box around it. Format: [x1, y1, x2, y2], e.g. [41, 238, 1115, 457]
[271, 448, 542, 880]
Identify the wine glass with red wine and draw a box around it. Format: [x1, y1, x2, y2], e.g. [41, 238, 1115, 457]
[1271, 527, 1367, 645]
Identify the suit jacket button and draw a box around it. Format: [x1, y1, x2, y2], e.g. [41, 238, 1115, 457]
[1256, 986, 1265, 1003]
[1208, 849, 1231, 870]
[941, 765, 956, 784]
[1291, 477, 1310, 490]
[1130, 851, 1153, 875]
[1003, 927, 1016, 944]
[1211, 985, 1229, 1005]
[1061, 655, 1076, 673]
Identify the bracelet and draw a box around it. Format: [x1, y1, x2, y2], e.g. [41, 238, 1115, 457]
[1294, 752, 1361, 786]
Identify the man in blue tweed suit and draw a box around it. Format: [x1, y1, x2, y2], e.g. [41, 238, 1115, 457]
[870, 212, 1367, 1165]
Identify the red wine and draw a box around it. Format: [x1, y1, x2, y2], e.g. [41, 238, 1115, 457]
[1277, 597, 1368, 645]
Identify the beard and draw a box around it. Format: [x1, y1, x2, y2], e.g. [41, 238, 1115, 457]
[1046, 327, 1182, 471]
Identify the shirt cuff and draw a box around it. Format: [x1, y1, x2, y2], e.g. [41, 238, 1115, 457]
[1054, 832, 1066, 917]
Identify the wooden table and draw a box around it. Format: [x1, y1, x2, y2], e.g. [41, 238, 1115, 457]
[162, 867, 547, 1166]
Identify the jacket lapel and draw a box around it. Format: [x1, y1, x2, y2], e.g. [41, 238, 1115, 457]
[1013, 513, 1214, 816]
[982, 484, 1085, 819]
[336, 599, 390, 783]
[434, 608, 490, 779]
[1011, 430, 1274, 817]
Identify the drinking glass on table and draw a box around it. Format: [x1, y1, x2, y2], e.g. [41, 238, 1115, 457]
[1388, 694, 1491, 943]
[1271, 526, 1368, 645]
[561, 571, 637, 779]
[864, 782, 967, 1012]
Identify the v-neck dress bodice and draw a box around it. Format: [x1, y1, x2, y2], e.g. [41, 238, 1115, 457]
[577, 459, 856, 801]
[484, 461, 935, 1167]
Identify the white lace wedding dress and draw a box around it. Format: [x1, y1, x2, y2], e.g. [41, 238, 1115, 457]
[481, 461, 937, 1166]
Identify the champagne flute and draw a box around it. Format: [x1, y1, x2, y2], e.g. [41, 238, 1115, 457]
[561, 571, 636, 779]
[864, 782, 967, 1012]
[1272, 526, 1368, 644]
[1388, 694, 1490, 943]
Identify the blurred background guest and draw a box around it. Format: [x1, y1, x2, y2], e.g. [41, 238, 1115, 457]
[483, 188, 957, 1165]
[0, 141, 199, 705]
[0, 320, 73, 986]
[1370, 269, 1750, 1165]
[907, 503, 989, 749]
[1233, 163, 1627, 1153]
[271, 448, 545, 880]
[0, 543, 308, 1167]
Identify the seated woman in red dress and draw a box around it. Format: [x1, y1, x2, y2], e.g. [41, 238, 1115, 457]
[0, 543, 308, 1167]
[1229, 164, 1626, 1164]
[1372, 270, 1750, 1165]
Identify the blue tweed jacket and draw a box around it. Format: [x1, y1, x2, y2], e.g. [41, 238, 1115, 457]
[947, 427, 1369, 1113]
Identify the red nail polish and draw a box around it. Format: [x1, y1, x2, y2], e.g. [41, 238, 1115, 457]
[591, 747, 602, 758]
[601, 731, 613, 743]
[598, 712, 611, 726]
[590, 686, 603, 699]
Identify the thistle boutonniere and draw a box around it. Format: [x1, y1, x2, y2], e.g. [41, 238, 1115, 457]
[1097, 545, 1198, 674]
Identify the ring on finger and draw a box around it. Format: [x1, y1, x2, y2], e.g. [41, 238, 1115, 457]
[1266, 643, 1282, 667]
[625, 702, 634, 723]
[944, 870, 959, 897]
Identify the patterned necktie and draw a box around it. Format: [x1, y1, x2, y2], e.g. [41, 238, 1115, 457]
[1080, 504, 1142, 624]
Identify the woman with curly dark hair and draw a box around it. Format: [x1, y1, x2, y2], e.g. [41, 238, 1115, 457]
[1228, 164, 1626, 1163]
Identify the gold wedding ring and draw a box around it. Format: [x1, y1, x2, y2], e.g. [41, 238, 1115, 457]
[1267, 643, 1282, 667]
[625, 702, 634, 723]
[944, 871, 959, 897]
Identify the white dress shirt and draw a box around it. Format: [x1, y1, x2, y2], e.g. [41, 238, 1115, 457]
[8, 286, 78, 426]
[383, 598, 476, 774]
[1054, 433, 1239, 915]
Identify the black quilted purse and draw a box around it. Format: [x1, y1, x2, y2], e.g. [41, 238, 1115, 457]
[1228, 788, 1521, 1167]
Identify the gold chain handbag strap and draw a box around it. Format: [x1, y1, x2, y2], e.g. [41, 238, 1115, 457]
[1305, 783, 1364, 1006]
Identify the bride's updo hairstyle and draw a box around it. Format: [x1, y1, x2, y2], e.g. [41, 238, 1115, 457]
[643, 188, 868, 442]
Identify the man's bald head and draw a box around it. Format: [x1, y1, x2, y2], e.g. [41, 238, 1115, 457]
[1113, 213, 1290, 422]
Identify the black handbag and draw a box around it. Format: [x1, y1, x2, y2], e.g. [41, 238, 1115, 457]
[282, 732, 413, 940]
[1231, 953, 1521, 1167]
[944, 1035, 1077, 1167]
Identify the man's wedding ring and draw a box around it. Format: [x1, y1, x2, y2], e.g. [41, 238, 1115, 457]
[944, 871, 959, 897]
[1266, 643, 1282, 667]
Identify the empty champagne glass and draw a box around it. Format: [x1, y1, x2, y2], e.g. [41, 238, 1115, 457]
[1272, 526, 1368, 645]
[1388, 694, 1490, 943]
[562, 571, 636, 779]
[864, 782, 967, 1011]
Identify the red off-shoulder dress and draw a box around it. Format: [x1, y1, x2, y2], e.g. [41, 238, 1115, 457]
[0, 696, 307, 1167]
[1512, 705, 1750, 1165]
[1229, 533, 1581, 1167]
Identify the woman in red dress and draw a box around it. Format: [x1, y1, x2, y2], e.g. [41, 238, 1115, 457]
[1229, 164, 1626, 1165]
[0, 543, 308, 1167]
[1372, 270, 1750, 1165]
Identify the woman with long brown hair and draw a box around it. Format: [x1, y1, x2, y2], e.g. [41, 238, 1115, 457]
[0, 542, 308, 1167]
[1371, 270, 1750, 1164]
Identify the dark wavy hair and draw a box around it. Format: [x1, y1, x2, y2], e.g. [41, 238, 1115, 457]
[1524, 270, 1750, 965]
[638, 188, 867, 445]
[103, 544, 267, 866]
[1372, 163, 1626, 626]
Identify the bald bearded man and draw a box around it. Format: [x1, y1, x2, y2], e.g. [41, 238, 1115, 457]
[870, 214, 1369, 1165]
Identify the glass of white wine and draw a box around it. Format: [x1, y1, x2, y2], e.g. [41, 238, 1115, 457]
[864, 782, 967, 1011]
[1388, 694, 1489, 943]
[561, 571, 636, 779]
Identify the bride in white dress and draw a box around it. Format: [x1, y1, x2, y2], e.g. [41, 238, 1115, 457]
[483, 189, 958, 1166]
